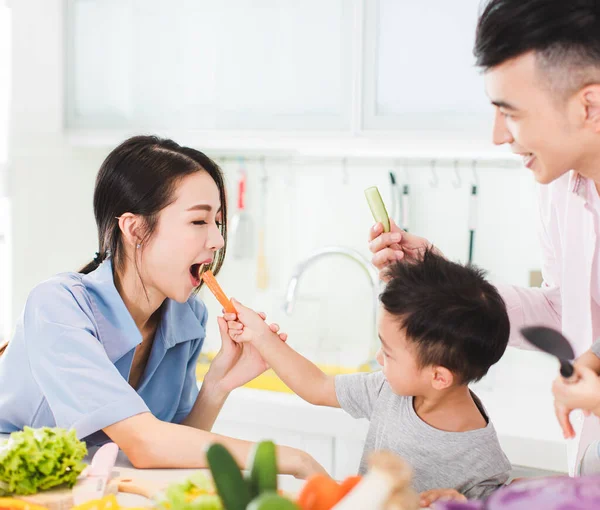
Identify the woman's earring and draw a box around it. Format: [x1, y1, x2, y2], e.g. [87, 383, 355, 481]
[136, 243, 141, 249]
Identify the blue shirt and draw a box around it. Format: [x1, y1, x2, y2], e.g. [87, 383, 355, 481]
[0, 259, 207, 445]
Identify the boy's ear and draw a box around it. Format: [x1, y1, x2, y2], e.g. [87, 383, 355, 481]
[431, 366, 454, 390]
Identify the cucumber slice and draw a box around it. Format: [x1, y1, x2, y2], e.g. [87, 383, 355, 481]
[205, 443, 251, 510]
[364, 186, 391, 233]
[247, 441, 278, 497]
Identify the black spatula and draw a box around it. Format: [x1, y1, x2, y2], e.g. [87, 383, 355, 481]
[520, 326, 575, 378]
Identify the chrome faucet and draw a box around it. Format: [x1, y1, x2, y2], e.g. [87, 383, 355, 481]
[283, 246, 381, 365]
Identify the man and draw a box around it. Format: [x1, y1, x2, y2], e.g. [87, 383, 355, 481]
[370, 0, 600, 476]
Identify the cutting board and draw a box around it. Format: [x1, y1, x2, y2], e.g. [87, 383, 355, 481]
[13, 478, 119, 510]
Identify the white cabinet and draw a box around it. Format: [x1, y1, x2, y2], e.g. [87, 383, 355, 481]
[65, 0, 354, 131]
[210, 387, 369, 491]
[362, 0, 493, 134]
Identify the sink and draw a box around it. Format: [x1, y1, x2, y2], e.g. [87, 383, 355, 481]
[196, 352, 373, 393]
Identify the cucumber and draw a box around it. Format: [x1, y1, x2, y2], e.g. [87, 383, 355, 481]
[247, 441, 278, 498]
[205, 443, 251, 510]
[364, 186, 391, 233]
[247, 492, 300, 510]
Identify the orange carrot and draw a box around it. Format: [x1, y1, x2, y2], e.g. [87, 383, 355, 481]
[338, 475, 362, 497]
[296, 474, 343, 510]
[201, 270, 236, 314]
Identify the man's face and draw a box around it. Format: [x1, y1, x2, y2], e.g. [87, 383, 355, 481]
[484, 51, 590, 184]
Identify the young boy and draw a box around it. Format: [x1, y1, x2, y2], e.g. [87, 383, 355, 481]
[226, 250, 511, 503]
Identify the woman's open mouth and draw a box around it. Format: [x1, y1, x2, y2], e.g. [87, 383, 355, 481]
[189, 264, 202, 286]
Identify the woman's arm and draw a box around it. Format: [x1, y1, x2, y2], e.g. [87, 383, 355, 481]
[180, 379, 228, 431]
[104, 412, 326, 478]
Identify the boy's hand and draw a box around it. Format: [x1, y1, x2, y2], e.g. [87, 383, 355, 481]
[225, 299, 284, 345]
[419, 488, 466, 507]
[223, 303, 287, 343]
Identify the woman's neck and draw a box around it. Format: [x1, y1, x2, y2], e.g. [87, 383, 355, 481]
[114, 262, 165, 332]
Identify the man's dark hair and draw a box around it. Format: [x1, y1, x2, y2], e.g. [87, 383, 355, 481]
[380, 250, 509, 384]
[474, 0, 600, 96]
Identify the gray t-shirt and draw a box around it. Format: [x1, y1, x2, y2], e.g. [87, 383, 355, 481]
[335, 370, 511, 499]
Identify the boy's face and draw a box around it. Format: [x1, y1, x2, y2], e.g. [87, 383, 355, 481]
[375, 309, 432, 396]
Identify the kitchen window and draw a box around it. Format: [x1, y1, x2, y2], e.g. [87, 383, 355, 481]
[0, 2, 11, 342]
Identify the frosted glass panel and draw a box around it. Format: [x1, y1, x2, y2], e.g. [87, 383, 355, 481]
[367, 0, 492, 129]
[70, 0, 134, 124]
[67, 0, 351, 130]
[0, 5, 10, 167]
[217, 1, 343, 116]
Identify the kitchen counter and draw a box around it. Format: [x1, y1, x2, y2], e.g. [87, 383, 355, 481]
[210, 387, 569, 476]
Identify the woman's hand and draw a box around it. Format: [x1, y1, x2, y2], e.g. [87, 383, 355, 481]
[204, 312, 286, 395]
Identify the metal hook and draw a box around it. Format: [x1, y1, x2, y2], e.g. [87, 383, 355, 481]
[471, 159, 479, 189]
[342, 158, 349, 185]
[452, 160, 462, 189]
[429, 160, 439, 188]
[260, 156, 268, 180]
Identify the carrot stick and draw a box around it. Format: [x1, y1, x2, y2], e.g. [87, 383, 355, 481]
[201, 270, 236, 314]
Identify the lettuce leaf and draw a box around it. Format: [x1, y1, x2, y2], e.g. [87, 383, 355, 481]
[0, 427, 87, 495]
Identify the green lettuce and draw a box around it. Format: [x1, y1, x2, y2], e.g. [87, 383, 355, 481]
[0, 427, 87, 495]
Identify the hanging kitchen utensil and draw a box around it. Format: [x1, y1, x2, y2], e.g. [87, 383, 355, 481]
[520, 326, 576, 380]
[388, 171, 400, 226]
[229, 161, 254, 259]
[256, 158, 269, 290]
[401, 165, 410, 233]
[468, 160, 479, 265]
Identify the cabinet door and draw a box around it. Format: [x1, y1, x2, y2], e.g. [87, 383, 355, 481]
[333, 438, 364, 479]
[65, 0, 354, 131]
[363, 0, 493, 134]
[212, 420, 333, 492]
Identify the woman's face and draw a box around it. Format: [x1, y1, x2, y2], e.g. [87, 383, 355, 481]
[138, 171, 225, 304]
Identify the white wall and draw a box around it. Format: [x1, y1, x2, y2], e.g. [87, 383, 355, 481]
[7, 0, 564, 457]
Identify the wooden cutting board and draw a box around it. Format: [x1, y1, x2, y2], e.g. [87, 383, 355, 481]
[12, 479, 119, 510]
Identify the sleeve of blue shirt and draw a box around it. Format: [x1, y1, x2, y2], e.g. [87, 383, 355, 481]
[24, 281, 149, 440]
[172, 298, 208, 424]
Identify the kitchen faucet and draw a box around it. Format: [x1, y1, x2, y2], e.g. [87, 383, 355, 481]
[283, 246, 381, 367]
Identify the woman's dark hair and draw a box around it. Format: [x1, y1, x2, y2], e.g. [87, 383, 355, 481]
[380, 249, 510, 384]
[79, 135, 227, 289]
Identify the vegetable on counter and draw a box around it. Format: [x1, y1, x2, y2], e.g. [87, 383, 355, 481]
[0, 498, 49, 510]
[0, 427, 87, 496]
[156, 472, 223, 510]
[296, 474, 344, 510]
[330, 451, 418, 510]
[204, 441, 300, 510]
[247, 493, 298, 510]
[246, 441, 277, 500]
[206, 444, 251, 510]
[72, 494, 150, 510]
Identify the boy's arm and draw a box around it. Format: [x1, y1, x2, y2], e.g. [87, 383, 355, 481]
[227, 300, 340, 408]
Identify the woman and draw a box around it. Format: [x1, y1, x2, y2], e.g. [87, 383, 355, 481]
[0, 135, 324, 477]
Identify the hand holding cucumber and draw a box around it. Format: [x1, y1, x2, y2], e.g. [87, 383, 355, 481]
[365, 186, 441, 272]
